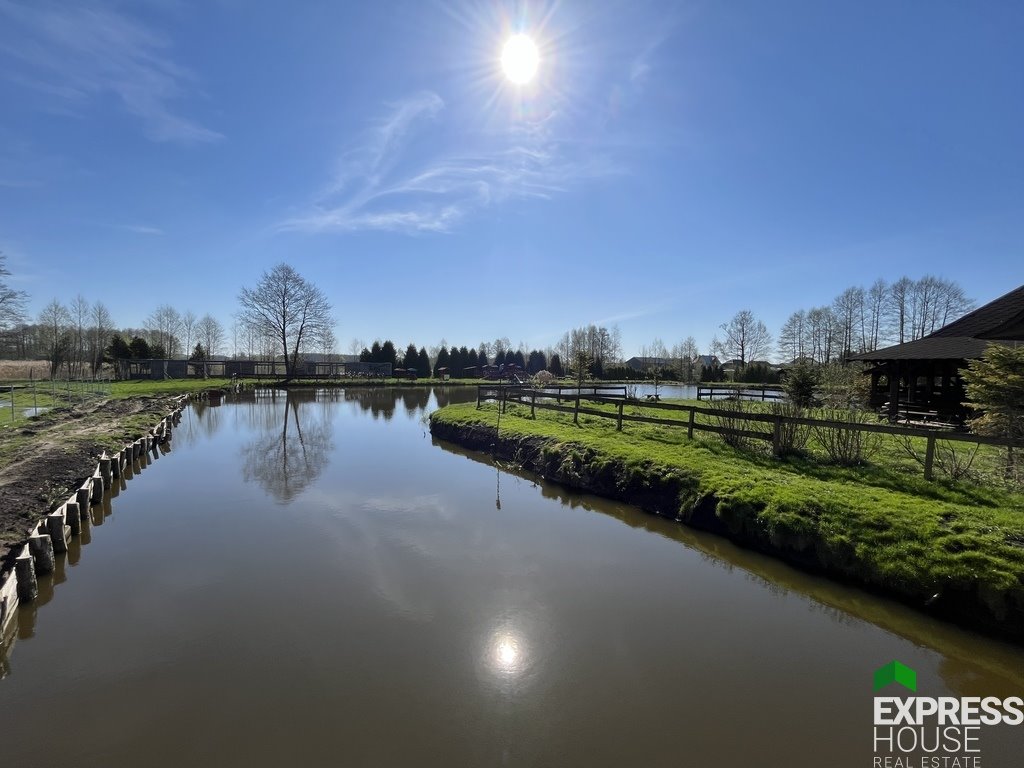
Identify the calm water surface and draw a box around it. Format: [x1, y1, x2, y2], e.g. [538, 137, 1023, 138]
[1, 387, 1022, 767]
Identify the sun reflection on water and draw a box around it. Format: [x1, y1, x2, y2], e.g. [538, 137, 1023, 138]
[487, 629, 528, 679]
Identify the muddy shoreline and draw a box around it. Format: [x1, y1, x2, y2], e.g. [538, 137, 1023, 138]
[0, 395, 180, 571]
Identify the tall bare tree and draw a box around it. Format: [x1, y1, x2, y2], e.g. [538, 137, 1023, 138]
[238, 263, 333, 378]
[39, 299, 71, 378]
[863, 279, 889, 352]
[90, 300, 113, 373]
[777, 309, 808, 363]
[714, 310, 772, 368]
[146, 304, 182, 357]
[69, 294, 90, 377]
[181, 310, 198, 357]
[197, 314, 225, 357]
[672, 336, 699, 382]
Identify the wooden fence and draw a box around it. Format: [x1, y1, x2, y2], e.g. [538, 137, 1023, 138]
[477, 386, 1022, 482]
[696, 384, 784, 401]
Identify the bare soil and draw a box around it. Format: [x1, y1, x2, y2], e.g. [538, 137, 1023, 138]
[0, 395, 177, 571]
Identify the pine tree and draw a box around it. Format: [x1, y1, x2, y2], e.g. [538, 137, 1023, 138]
[433, 347, 450, 377]
[403, 343, 418, 370]
[417, 347, 431, 378]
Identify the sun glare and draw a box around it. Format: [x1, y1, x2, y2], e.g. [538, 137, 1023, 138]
[501, 34, 539, 84]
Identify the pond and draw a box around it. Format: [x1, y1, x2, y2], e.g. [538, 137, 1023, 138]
[1, 387, 1021, 767]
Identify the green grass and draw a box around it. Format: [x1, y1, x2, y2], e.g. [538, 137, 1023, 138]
[432, 401, 1024, 616]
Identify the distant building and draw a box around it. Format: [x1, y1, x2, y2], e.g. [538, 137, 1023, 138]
[693, 354, 720, 369]
[624, 356, 674, 371]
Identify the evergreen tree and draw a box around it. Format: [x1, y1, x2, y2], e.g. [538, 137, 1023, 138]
[189, 343, 208, 361]
[449, 346, 464, 377]
[359, 347, 371, 362]
[129, 336, 152, 359]
[433, 346, 450, 377]
[495, 349, 506, 367]
[468, 348, 479, 371]
[381, 340, 397, 367]
[549, 353, 563, 377]
[417, 347, 431, 378]
[964, 344, 1024, 477]
[370, 341, 382, 363]
[107, 334, 131, 361]
[403, 343, 418, 370]
[512, 349, 526, 370]
[477, 346, 489, 367]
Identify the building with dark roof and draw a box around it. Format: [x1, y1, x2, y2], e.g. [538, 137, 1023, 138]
[851, 285, 1024, 420]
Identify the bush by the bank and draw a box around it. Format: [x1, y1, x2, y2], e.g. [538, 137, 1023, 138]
[429, 401, 1024, 643]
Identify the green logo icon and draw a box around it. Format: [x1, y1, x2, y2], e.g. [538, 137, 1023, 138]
[874, 661, 917, 692]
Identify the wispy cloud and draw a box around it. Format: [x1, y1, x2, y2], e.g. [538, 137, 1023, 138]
[280, 90, 617, 235]
[0, 0, 222, 144]
[118, 223, 164, 235]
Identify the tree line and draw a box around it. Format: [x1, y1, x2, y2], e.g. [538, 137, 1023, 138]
[0, 254, 980, 383]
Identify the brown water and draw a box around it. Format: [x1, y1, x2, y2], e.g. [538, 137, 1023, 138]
[1, 387, 1022, 767]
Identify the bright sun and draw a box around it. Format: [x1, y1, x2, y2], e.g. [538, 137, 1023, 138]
[501, 34, 539, 84]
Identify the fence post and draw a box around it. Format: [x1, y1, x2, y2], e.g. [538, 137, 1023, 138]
[924, 435, 936, 481]
[617, 400, 623, 431]
[772, 417, 782, 456]
[501, 387, 507, 414]
[476, 387, 481, 409]
[531, 391, 536, 419]
[687, 408, 695, 440]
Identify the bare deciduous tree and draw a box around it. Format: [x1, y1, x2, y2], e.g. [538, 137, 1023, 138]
[146, 304, 182, 357]
[39, 299, 71, 378]
[181, 310, 198, 357]
[238, 263, 333, 378]
[90, 301, 113, 373]
[714, 310, 772, 368]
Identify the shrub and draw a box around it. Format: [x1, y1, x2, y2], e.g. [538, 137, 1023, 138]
[813, 409, 882, 465]
[769, 401, 811, 457]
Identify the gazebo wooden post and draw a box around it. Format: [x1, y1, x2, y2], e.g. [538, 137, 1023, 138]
[887, 361, 900, 422]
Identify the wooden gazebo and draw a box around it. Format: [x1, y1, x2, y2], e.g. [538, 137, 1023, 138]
[851, 285, 1024, 421]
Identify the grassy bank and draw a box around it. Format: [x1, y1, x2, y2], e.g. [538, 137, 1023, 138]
[429, 401, 1024, 642]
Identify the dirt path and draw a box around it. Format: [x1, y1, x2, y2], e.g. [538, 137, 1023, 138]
[0, 395, 178, 569]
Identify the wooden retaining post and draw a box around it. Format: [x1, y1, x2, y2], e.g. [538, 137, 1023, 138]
[47, 511, 70, 553]
[0, 570, 18, 636]
[90, 470, 104, 503]
[99, 452, 112, 485]
[76, 484, 91, 511]
[15, 545, 38, 602]
[924, 435, 936, 481]
[29, 532, 55, 574]
[64, 502, 81, 536]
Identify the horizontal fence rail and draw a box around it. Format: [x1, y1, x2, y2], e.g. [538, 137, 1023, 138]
[696, 385, 784, 401]
[476, 385, 1022, 482]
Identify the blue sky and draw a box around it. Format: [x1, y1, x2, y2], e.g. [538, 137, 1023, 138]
[1, 0, 1021, 358]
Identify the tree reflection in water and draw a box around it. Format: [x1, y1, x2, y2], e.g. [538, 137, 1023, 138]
[240, 390, 335, 503]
